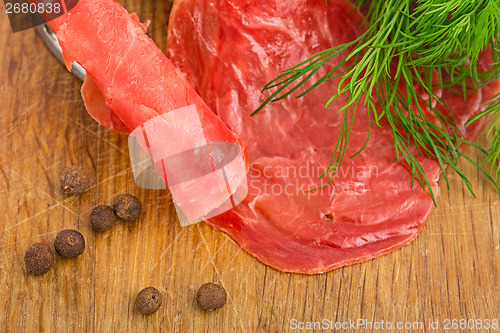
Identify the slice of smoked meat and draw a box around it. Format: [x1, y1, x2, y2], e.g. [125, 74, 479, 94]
[166, 0, 500, 273]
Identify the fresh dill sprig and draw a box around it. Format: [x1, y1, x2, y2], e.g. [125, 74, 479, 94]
[470, 92, 500, 180]
[254, 0, 500, 202]
[486, 97, 500, 180]
[409, 0, 500, 83]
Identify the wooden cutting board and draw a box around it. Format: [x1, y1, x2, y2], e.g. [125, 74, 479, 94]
[0, 1, 498, 332]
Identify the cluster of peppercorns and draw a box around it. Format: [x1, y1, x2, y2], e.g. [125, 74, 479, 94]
[24, 229, 85, 275]
[28, 165, 227, 316]
[134, 283, 227, 315]
[90, 194, 143, 231]
[60, 165, 143, 230]
[25, 166, 142, 274]
[24, 166, 91, 275]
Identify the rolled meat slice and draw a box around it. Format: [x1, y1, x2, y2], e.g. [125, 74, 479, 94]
[39, 0, 249, 223]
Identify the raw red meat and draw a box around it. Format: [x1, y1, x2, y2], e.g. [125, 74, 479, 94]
[42, 0, 249, 222]
[166, 0, 500, 273]
[81, 75, 129, 134]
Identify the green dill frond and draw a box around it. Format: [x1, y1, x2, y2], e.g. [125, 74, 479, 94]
[470, 92, 500, 181]
[254, 0, 500, 202]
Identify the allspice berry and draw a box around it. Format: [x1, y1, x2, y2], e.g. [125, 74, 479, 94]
[90, 205, 116, 231]
[113, 194, 142, 222]
[196, 283, 227, 311]
[60, 165, 90, 195]
[54, 229, 85, 257]
[24, 243, 54, 275]
[135, 287, 162, 315]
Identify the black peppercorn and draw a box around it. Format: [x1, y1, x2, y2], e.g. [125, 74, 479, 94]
[90, 205, 116, 231]
[196, 283, 227, 311]
[24, 242, 54, 275]
[113, 194, 142, 222]
[54, 229, 85, 257]
[60, 165, 90, 195]
[135, 287, 162, 315]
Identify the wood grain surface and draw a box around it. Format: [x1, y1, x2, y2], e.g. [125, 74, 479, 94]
[0, 1, 499, 332]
